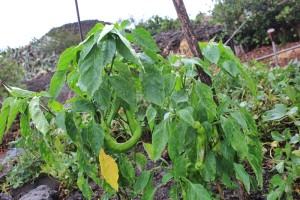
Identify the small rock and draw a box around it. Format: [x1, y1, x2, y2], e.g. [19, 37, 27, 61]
[0, 192, 12, 200]
[3, 148, 24, 162]
[19, 185, 56, 200]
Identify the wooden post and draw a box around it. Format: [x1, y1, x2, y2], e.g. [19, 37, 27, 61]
[172, 0, 212, 87]
[74, 0, 84, 42]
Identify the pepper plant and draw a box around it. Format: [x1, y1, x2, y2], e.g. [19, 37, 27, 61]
[0, 22, 262, 199]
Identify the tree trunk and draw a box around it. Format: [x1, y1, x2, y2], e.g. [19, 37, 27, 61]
[171, 0, 212, 87]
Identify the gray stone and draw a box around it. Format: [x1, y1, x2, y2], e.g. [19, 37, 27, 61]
[3, 148, 24, 163]
[0, 192, 12, 200]
[19, 185, 55, 200]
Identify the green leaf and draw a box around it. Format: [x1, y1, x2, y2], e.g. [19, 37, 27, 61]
[100, 37, 116, 65]
[86, 23, 104, 38]
[247, 154, 263, 188]
[168, 121, 188, 161]
[5, 85, 36, 98]
[80, 35, 95, 59]
[141, 61, 165, 106]
[29, 97, 50, 135]
[263, 104, 298, 122]
[203, 43, 220, 64]
[134, 170, 151, 194]
[78, 45, 106, 97]
[132, 28, 160, 52]
[55, 111, 66, 131]
[275, 161, 285, 173]
[269, 174, 283, 187]
[218, 43, 256, 96]
[146, 105, 156, 131]
[271, 131, 287, 142]
[119, 156, 135, 184]
[77, 147, 94, 176]
[143, 143, 155, 161]
[178, 107, 195, 126]
[162, 171, 174, 184]
[142, 186, 157, 200]
[221, 116, 248, 158]
[39, 138, 56, 165]
[163, 73, 176, 96]
[230, 111, 248, 131]
[57, 46, 76, 70]
[221, 173, 238, 190]
[6, 98, 22, 132]
[109, 76, 136, 108]
[67, 70, 85, 96]
[97, 24, 115, 43]
[192, 81, 217, 122]
[152, 120, 169, 161]
[185, 181, 212, 200]
[201, 151, 216, 182]
[120, 20, 131, 28]
[87, 120, 105, 155]
[286, 106, 298, 116]
[222, 60, 239, 77]
[49, 101, 63, 112]
[20, 108, 30, 137]
[71, 98, 94, 112]
[292, 149, 300, 157]
[171, 90, 189, 105]
[0, 97, 13, 141]
[132, 28, 160, 60]
[267, 175, 285, 200]
[234, 163, 250, 193]
[92, 79, 112, 110]
[135, 153, 148, 171]
[169, 185, 179, 200]
[78, 171, 93, 200]
[65, 111, 82, 144]
[113, 29, 141, 66]
[49, 70, 67, 101]
[173, 156, 187, 180]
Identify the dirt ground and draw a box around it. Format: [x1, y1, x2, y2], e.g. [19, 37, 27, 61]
[238, 41, 300, 67]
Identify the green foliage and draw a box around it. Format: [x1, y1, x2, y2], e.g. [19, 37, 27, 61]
[215, 59, 300, 137]
[136, 15, 181, 35]
[214, 58, 300, 199]
[0, 22, 263, 199]
[212, 0, 300, 49]
[135, 14, 209, 36]
[0, 53, 26, 99]
[267, 128, 299, 200]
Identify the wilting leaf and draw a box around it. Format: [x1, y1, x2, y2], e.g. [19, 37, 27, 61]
[99, 148, 119, 191]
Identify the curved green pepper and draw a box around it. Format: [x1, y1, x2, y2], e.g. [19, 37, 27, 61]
[102, 97, 142, 152]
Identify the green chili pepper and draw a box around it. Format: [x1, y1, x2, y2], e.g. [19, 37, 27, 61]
[102, 97, 142, 152]
[194, 121, 206, 169]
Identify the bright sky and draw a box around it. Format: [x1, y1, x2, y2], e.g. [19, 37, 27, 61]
[0, 0, 214, 49]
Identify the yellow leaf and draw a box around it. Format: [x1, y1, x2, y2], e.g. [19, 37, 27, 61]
[99, 148, 119, 191]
